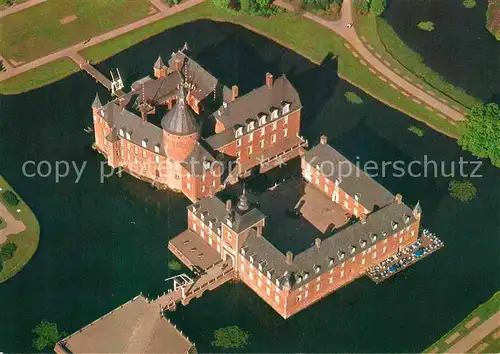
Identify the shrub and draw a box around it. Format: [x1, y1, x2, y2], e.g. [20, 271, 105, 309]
[448, 180, 477, 202]
[408, 125, 424, 137]
[32, 320, 66, 351]
[2, 190, 20, 206]
[213, 0, 232, 10]
[370, 0, 386, 16]
[417, 21, 435, 32]
[1, 242, 17, 260]
[344, 91, 363, 104]
[463, 0, 476, 9]
[168, 259, 182, 271]
[212, 326, 250, 349]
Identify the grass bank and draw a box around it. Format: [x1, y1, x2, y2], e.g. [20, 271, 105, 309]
[0, 176, 40, 283]
[0, 58, 78, 95]
[0, 0, 152, 62]
[487, 0, 500, 40]
[424, 292, 500, 353]
[0, 1, 465, 138]
[354, 14, 481, 109]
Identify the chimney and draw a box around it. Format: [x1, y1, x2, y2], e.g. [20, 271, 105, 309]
[231, 85, 239, 101]
[226, 199, 232, 213]
[315, 238, 321, 249]
[266, 72, 273, 89]
[360, 213, 367, 224]
[395, 193, 403, 204]
[320, 135, 328, 145]
[286, 251, 293, 265]
[256, 226, 262, 237]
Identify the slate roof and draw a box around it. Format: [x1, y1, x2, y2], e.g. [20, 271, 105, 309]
[303, 142, 395, 211]
[101, 101, 165, 155]
[204, 128, 236, 150]
[212, 75, 301, 128]
[153, 55, 165, 70]
[168, 51, 218, 101]
[131, 72, 182, 104]
[181, 141, 217, 176]
[241, 200, 417, 289]
[161, 86, 199, 136]
[190, 195, 266, 234]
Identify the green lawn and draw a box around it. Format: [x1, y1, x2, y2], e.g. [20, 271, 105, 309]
[424, 292, 500, 353]
[0, 58, 78, 95]
[0, 176, 40, 283]
[354, 14, 481, 110]
[0, 216, 5, 231]
[0, 0, 153, 62]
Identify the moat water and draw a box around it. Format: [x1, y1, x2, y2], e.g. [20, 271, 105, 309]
[384, 0, 500, 103]
[0, 20, 499, 353]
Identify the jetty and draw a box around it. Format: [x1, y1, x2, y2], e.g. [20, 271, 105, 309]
[366, 230, 444, 283]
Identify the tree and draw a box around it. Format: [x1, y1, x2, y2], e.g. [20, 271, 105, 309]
[1, 242, 17, 260]
[458, 103, 500, 167]
[32, 320, 66, 351]
[212, 326, 250, 349]
[344, 91, 363, 104]
[213, 0, 231, 10]
[417, 21, 435, 32]
[448, 180, 477, 202]
[168, 259, 182, 271]
[370, 0, 386, 16]
[2, 190, 20, 206]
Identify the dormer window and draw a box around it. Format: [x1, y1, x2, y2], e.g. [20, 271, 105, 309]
[126, 132, 131, 140]
[328, 258, 334, 267]
[203, 160, 211, 171]
[382, 231, 387, 237]
[154, 144, 160, 153]
[391, 221, 398, 230]
[281, 101, 290, 114]
[241, 247, 247, 256]
[208, 220, 213, 228]
[337, 250, 345, 260]
[119, 128, 124, 137]
[249, 255, 254, 264]
[314, 265, 321, 273]
[359, 239, 367, 248]
[297, 275, 302, 284]
[247, 121, 255, 132]
[303, 272, 309, 280]
[258, 114, 267, 126]
[223, 101, 228, 108]
[270, 108, 278, 119]
[226, 217, 232, 228]
[217, 227, 221, 235]
[266, 270, 273, 279]
[404, 215, 410, 224]
[275, 279, 280, 287]
[350, 246, 356, 254]
[355, 193, 360, 202]
[370, 233, 377, 242]
[141, 139, 147, 148]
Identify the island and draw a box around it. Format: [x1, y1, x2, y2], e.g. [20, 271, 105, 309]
[0, 176, 40, 283]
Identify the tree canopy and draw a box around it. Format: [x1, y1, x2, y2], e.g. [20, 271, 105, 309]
[448, 180, 477, 202]
[212, 325, 250, 349]
[458, 103, 500, 167]
[370, 0, 386, 16]
[32, 320, 66, 351]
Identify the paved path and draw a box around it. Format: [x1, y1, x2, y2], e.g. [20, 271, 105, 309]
[0, 0, 46, 19]
[0, 202, 26, 244]
[275, 0, 465, 121]
[447, 311, 500, 353]
[0, 0, 206, 82]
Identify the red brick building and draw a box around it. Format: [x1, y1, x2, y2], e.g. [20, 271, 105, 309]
[92, 48, 306, 201]
[169, 137, 423, 319]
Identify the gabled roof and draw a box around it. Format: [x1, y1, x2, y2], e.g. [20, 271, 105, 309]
[168, 51, 218, 101]
[303, 142, 395, 211]
[181, 141, 216, 176]
[212, 75, 301, 128]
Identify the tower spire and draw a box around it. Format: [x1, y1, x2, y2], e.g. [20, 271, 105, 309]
[92, 93, 102, 109]
[413, 201, 422, 217]
[237, 185, 249, 212]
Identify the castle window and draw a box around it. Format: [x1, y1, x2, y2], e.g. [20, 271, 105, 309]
[187, 182, 191, 191]
[314, 265, 321, 273]
[271, 134, 276, 144]
[272, 121, 277, 131]
[382, 231, 387, 237]
[391, 221, 398, 230]
[235, 127, 243, 137]
[404, 215, 410, 224]
[248, 146, 253, 155]
[359, 239, 367, 248]
[247, 121, 255, 131]
[271, 108, 278, 119]
[248, 132, 253, 142]
[119, 129, 124, 137]
[258, 114, 267, 126]
[142, 151, 146, 158]
[370, 233, 377, 242]
[284, 128, 288, 137]
[154, 145, 160, 153]
[316, 284, 320, 291]
[257, 279, 262, 288]
[266, 287, 271, 296]
[303, 272, 309, 280]
[329, 258, 334, 267]
[259, 140, 265, 148]
[329, 277, 333, 284]
[337, 250, 345, 260]
[126, 132, 131, 140]
[260, 127, 265, 136]
[155, 155, 160, 164]
[275, 279, 280, 287]
[141, 139, 147, 148]
[282, 101, 290, 114]
[201, 186, 205, 193]
[266, 270, 272, 279]
[350, 246, 356, 254]
[275, 295, 280, 304]
[237, 139, 241, 147]
[296, 276, 302, 284]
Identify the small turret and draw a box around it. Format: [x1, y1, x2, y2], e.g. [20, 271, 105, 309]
[92, 93, 102, 110]
[153, 55, 167, 78]
[413, 201, 422, 220]
[237, 186, 249, 213]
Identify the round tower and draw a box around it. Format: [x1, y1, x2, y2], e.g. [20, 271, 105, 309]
[161, 86, 199, 161]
